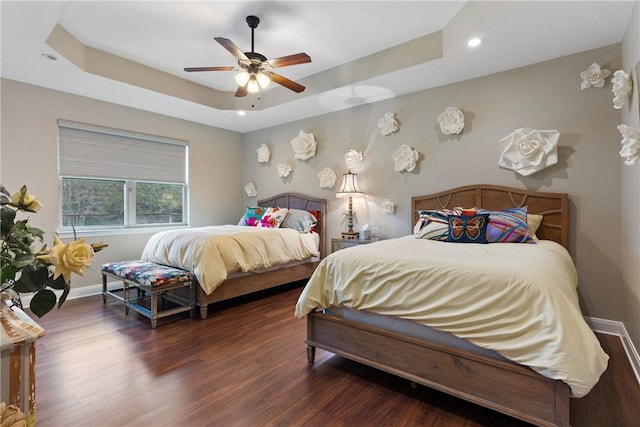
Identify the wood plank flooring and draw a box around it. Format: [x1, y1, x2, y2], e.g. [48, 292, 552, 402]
[28, 282, 640, 426]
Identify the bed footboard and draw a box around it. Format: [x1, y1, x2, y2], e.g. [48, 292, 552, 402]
[306, 310, 570, 427]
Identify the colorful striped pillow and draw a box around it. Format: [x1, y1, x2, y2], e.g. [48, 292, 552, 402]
[478, 207, 533, 243]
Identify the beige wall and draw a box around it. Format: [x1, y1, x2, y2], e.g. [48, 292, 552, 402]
[243, 44, 626, 326]
[0, 78, 244, 290]
[620, 2, 640, 357]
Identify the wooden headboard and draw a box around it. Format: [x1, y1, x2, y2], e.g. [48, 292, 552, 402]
[411, 184, 569, 249]
[258, 193, 327, 259]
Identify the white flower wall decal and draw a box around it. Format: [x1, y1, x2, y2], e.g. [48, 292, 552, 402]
[344, 149, 364, 169]
[618, 124, 639, 166]
[277, 163, 292, 178]
[244, 182, 257, 197]
[580, 63, 611, 90]
[611, 70, 633, 109]
[317, 167, 338, 188]
[437, 107, 465, 135]
[378, 112, 399, 136]
[392, 144, 419, 172]
[290, 130, 317, 160]
[256, 144, 271, 163]
[381, 199, 395, 214]
[498, 128, 559, 176]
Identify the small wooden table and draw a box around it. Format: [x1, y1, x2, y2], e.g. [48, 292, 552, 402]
[1, 295, 45, 424]
[331, 238, 379, 253]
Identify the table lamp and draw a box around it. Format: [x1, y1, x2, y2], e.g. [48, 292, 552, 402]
[336, 170, 363, 239]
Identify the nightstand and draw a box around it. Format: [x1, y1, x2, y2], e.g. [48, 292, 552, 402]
[331, 238, 378, 253]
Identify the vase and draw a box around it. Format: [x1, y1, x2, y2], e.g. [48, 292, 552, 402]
[1, 292, 46, 427]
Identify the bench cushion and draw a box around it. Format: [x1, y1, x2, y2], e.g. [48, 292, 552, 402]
[102, 260, 194, 287]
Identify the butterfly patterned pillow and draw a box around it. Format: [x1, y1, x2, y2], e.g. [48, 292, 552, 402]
[446, 213, 490, 244]
[414, 208, 463, 240]
[478, 207, 533, 243]
[258, 207, 290, 228]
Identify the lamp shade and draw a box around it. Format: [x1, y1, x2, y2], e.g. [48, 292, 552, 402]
[235, 71, 251, 87]
[256, 72, 271, 89]
[336, 170, 363, 197]
[246, 76, 260, 93]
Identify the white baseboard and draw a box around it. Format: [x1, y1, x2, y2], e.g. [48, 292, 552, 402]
[585, 316, 640, 387]
[19, 282, 109, 307]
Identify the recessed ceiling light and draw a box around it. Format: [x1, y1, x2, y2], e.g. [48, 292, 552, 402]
[237, 110, 246, 116]
[467, 37, 482, 48]
[41, 53, 58, 61]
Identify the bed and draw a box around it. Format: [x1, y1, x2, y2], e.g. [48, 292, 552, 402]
[295, 184, 608, 427]
[142, 193, 325, 319]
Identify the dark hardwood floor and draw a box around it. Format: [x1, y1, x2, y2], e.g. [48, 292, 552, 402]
[29, 282, 640, 426]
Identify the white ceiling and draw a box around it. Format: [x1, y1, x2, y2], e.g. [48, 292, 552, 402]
[1, 1, 636, 133]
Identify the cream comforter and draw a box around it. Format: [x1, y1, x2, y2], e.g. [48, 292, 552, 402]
[295, 236, 608, 397]
[141, 225, 319, 295]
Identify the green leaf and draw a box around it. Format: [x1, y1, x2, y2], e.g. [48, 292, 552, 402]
[47, 273, 68, 290]
[58, 283, 71, 308]
[13, 264, 50, 292]
[26, 226, 44, 240]
[29, 289, 57, 318]
[1, 206, 16, 237]
[0, 264, 19, 283]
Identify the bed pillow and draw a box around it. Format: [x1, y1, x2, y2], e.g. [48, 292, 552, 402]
[258, 207, 290, 228]
[280, 209, 318, 233]
[478, 207, 533, 243]
[238, 206, 266, 227]
[414, 208, 463, 240]
[309, 210, 320, 233]
[527, 214, 543, 240]
[446, 213, 490, 244]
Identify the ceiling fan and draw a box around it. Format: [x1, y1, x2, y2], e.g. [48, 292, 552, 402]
[184, 15, 311, 98]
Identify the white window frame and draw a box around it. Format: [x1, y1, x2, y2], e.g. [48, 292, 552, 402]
[57, 119, 189, 235]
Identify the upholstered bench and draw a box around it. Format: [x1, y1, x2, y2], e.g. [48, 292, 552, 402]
[101, 260, 196, 328]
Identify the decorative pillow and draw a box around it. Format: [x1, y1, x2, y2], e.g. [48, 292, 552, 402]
[309, 210, 320, 233]
[527, 214, 543, 240]
[280, 209, 318, 233]
[478, 207, 533, 243]
[446, 213, 490, 244]
[258, 207, 290, 228]
[238, 206, 266, 227]
[414, 208, 463, 240]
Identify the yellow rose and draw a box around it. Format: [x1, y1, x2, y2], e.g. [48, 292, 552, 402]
[40, 235, 94, 282]
[10, 186, 43, 212]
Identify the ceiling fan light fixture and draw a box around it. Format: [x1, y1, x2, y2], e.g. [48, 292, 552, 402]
[235, 70, 251, 86]
[247, 77, 260, 93]
[256, 72, 271, 89]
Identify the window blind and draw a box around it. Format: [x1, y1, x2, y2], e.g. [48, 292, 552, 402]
[58, 119, 187, 183]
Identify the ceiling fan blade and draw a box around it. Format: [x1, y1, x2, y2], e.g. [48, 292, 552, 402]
[266, 53, 311, 68]
[270, 73, 306, 93]
[184, 66, 235, 72]
[235, 85, 248, 97]
[215, 37, 250, 61]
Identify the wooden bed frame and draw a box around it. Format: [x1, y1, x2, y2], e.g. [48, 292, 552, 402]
[306, 184, 571, 427]
[196, 193, 326, 319]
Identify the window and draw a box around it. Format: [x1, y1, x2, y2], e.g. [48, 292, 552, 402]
[58, 120, 188, 230]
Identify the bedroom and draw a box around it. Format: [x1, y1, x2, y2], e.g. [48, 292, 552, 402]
[1, 0, 639, 425]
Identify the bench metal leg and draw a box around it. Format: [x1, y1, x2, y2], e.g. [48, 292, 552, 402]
[123, 279, 129, 315]
[102, 274, 107, 304]
[151, 291, 158, 329]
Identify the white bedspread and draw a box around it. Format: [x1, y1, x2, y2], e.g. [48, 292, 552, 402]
[141, 225, 319, 294]
[295, 236, 608, 397]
